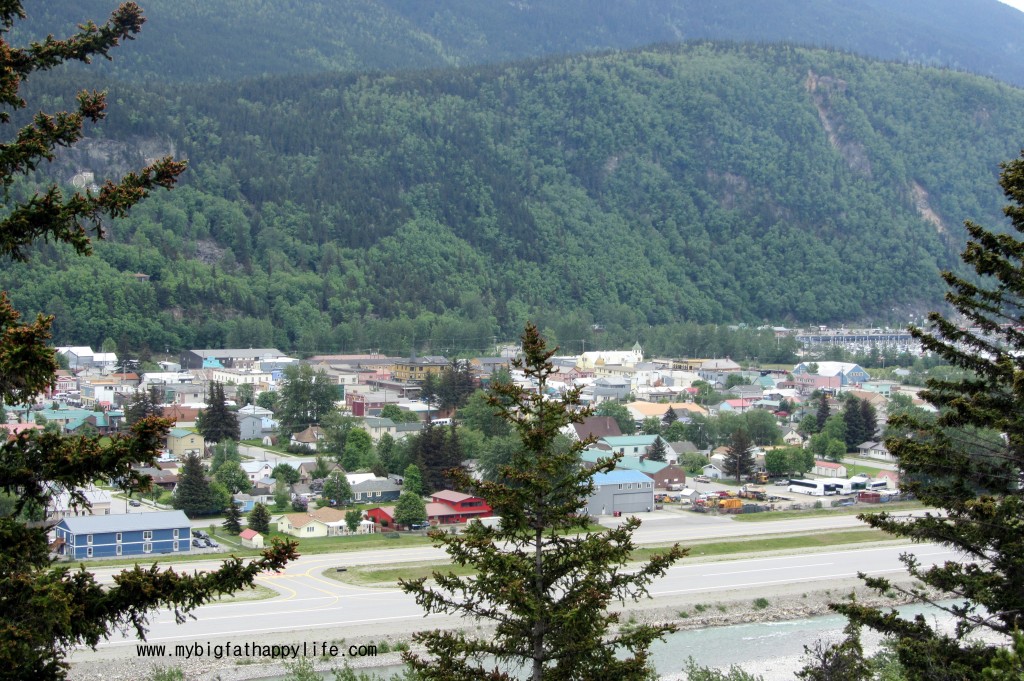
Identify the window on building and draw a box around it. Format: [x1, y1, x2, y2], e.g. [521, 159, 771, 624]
[115, 545, 122, 556]
[306, 526, 315, 533]
[143, 543, 152, 553]
[116, 533, 122, 543]
[173, 541, 179, 551]
[86, 547, 92, 558]
[173, 529, 179, 539]
[87, 534, 93, 545]
[143, 530, 152, 540]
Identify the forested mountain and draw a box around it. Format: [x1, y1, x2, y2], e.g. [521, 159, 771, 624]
[5, 41, 1024, 358]
[15, 0, 1024, 86]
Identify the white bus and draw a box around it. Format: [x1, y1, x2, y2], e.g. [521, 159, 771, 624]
[787, 479, 841, 496]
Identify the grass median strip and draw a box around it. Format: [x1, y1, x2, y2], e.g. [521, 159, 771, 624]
[322, 528, 892, 586]
[730, 501, 923, 522]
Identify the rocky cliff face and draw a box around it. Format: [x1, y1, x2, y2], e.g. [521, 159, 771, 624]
[54, 135, 179, 185]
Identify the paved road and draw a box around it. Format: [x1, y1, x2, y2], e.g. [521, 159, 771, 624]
[79, 509, 942, 647]
[88, 541, 957, 651]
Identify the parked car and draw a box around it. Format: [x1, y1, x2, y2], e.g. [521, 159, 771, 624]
[694, 475, 711, 483]
[410, 522, 430, 531]
[191, 539, 203, 548]
[204, 538, 219, 548]
[192, 530, 209, 540]
[128, 500, 141, 507]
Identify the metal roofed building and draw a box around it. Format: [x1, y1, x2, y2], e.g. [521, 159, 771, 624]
[53, 510, 191, 559]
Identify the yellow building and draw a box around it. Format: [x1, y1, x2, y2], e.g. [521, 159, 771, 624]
[167, 428, 205, 459]
[392, 355, 449, 383]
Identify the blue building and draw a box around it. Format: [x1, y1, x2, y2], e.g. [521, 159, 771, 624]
[54, 510, 192, 559]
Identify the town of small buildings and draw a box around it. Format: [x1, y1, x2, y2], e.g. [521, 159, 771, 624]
[6, 328, 933, 561]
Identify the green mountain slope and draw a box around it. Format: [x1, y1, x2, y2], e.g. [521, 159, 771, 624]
[4, 44, 1024, 354]
[16, 0, 1024, 86]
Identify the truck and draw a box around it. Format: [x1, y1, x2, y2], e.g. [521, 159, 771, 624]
[739, 485, 768, 501]
[748, 472, 769, 484]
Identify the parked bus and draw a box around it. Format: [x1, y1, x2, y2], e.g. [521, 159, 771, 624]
[787, 479, 841, 496]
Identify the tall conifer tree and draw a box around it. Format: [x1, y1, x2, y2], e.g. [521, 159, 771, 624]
[814, 152, 1024, 679]
[401, 323, 684, 680]
[0, 6, 294, 676]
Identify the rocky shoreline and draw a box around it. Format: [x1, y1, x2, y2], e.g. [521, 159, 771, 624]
[68, 575, 919, 681]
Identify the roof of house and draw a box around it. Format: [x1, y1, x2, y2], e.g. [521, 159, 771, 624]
[291, 426, 324, 443]
[352, 478, 401, 493]
[58, 510, 189, 534]
[361, 417, 396, 429]
[426, 502, 465, 517]
[283, 506, 347, 528]
[591, 470, 654, 486]
[571, 416, 622, 441]
[191, 348, 284, 358]
[627, 401, 707, 418]
[581, 451, 667, 475]
[431, 490, 476, 504]
[600, 435, 659, 447]
[815, 461, 845, 469]
[239, 528, 262, 540]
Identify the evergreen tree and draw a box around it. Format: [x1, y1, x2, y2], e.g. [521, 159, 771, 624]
[815, 396, 831, 432]
[723, 427, 754, 483]
[173, 453, 218, 517]
[411, 424, 462, 493]
[400, 323, 684, 680]
[859, 400, 877, 442]
[196, 382, 239, 443]
[647, 437, 667, 462]
[816, 152, 1024, 680]
[247, 502, 271, 534]
[841, 397, 866, 450]
[403, 464, 423, 496]
[123, 385, 163, 426]
[437, 360, 476, 411]
[222, 503, 243, 535]
[276, 364, 338, 436]
[662, 406, 679, 426]
[393, 491, 427, 528]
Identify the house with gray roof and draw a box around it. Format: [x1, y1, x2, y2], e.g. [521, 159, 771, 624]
[350, 477, 402, 504]
[53, 510, 191, 559]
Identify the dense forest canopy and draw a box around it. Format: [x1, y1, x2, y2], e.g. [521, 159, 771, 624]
[12, 1, 1024, 87]
[4, 40, 1024, 356]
